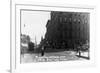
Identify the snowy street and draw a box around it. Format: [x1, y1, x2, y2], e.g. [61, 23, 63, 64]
[21, 51, 89, 63]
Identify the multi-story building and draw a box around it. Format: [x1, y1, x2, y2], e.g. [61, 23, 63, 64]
[45, 11, 89, 49]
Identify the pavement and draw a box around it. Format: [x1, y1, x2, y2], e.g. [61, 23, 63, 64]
[21, 51, 89, 63]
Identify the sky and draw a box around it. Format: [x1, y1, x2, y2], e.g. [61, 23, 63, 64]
[21, 10, 50, 44]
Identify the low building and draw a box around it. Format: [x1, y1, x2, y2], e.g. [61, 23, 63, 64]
[20, 34, 30, 54]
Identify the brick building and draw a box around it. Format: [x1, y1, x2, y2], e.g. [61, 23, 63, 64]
[45, 11, 89, 49]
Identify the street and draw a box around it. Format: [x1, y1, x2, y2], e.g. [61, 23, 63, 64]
[21, 51, 88, 63]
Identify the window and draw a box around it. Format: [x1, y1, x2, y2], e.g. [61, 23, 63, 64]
[59, 17, 62, 22]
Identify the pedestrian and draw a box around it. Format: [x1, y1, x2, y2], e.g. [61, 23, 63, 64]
[41, 46, 44, 56]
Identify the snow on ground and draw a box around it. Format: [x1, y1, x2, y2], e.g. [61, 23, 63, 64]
[21, 51, 88, 63]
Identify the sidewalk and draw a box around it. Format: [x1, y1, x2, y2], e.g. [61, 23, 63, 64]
[21, 51, 87, 63]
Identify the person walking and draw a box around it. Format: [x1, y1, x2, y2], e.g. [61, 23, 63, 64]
[41, 46, 44, 56]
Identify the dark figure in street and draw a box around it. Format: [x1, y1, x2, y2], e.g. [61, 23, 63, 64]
[41, 46, 45, 56]
[76, 46, 81, 57]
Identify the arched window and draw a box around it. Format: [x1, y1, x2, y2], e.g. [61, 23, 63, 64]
[59, 17, 62, 22]
[69, 18, 72, 22]
[73, 18, 76, 22]
[64, 17, 67, 22]
[78, 19, 81, 24]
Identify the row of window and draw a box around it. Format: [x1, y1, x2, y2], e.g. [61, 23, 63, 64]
[58, 17, 88, 24]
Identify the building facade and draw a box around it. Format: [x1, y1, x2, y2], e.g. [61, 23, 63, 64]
[45, 11, 89, 50]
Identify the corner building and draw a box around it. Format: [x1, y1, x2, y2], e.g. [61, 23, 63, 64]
[45, 11, 89, 49]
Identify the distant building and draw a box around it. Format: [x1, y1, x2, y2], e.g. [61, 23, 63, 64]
[21, 34, 30, 54]
[45, 11, 89, 49]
